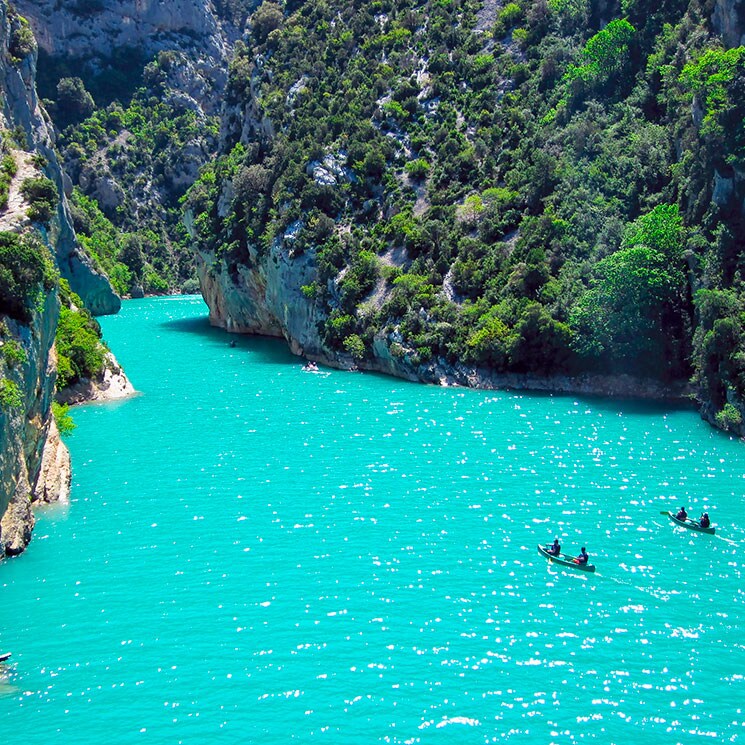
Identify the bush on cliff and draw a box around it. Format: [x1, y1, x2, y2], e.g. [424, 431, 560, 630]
[0, 231, 57, 323]
[55, 280, 106, 390]
[0, 152, 18, 212]
[20, 176, 58, 226]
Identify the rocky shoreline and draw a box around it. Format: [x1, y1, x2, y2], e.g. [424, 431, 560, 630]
[297, 345, 692, 403]
[55, 351, 136, 406]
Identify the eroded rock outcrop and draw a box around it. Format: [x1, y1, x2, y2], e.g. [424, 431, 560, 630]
[15, 0, 240, 126]
[711, 0, 745, 49]
[14, 0, 232, 67]
[56, 350, 136, 406]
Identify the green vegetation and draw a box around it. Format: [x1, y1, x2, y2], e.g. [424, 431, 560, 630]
[51, 401, 76, 436]
[0, 321, 27, 413]
[52, 77, 95, 129]
[55, 280, 107, 389]
[715, 402, 742, 432]
[177, 0, 745, 415]
[69, 190, 132, 296]
[1, 337, 27, 367]
[0, 231, 57, 323]
[43, 49, 221, 294]
[20, 176, 58, 225]
[0, 377, 23, 410]
[7, 7, 36, 64]
[0, 148, 17, 212]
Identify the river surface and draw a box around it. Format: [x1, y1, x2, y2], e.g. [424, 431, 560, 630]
[2, 295, 745, 744]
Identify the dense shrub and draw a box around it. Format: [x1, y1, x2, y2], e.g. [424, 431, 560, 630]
[55, 303, 106, 388]
[0, 378, 23, 410]
[0, 231, 56, 322]
[21, 176, 58, 226]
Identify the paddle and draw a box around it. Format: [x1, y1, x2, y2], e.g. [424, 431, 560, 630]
[659, 511, 670, 515]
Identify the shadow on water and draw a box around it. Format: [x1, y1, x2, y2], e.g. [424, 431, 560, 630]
[159, 315, 298, 366]
[0, 664, 17, 697]
[500, 385, 698, 418]
[158, 314, 702, 419]
[159, 315, 216, 336]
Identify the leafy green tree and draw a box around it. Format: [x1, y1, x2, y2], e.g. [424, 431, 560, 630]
[679, 47, 745, 140]
[251, 1, 284, 43]
[691, 289, 745, 407]
[55, 304, 106, 388]
[571, 205, 685, 373]
[565, 19, 636, 92]
[55, 77, 95, 128]
[508, 303, 573, 373]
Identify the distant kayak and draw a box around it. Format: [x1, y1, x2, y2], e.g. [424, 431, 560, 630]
[665, 512, 716, 535]
[537, 544, 596, 572]
[0, 653, 11, 663]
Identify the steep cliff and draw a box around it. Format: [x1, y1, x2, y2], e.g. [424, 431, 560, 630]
[0, 290, 69, 556]
[0, 0, 122, 558]
[14, 0, 231, 64]
[185, 0, 745, 428]
[18, 0, 248, 296]
[0, 3, 119, 315]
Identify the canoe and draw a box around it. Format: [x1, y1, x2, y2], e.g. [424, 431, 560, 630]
[665, 512, 716, 535]
[537, 544, 596, 572]
[0, 653, 11, 663]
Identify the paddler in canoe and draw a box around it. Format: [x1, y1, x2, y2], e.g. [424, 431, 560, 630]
[537, 541, 595, 571]
[664, 507, 716, 534]
[545, 538, 561, 556]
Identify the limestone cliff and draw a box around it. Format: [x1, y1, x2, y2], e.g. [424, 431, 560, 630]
[14, 0, 234, 76]
[0, 291, 70, 557]
[0, 2, 119, 315]
[711, 0, 745, 49]
[0, 0, 121, 558]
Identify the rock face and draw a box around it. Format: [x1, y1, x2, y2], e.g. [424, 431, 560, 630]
[192, 218, 328, 360]
[0, 2, 119, 315]
[711, 0, 745, 48]
[14, 0, 238, 119]
[0, 0, 117, 557]
[14, 0, 232, 63]
[0, 292, 70, 557]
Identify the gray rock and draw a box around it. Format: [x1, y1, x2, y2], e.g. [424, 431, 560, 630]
[711, 0, 745, 48]
[14, 0, 235, 64]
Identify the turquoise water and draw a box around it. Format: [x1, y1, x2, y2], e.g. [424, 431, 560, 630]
[2, 295, 745, 744]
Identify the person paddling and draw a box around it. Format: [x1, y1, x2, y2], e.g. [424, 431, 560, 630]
[699, 512, 710, 529]
[574, 547, 589, 565]
[545, 538, 560, 556]
[675, 506, 687, 521]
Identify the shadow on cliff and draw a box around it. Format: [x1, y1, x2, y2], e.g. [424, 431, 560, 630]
[159, 315, 297, 366]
